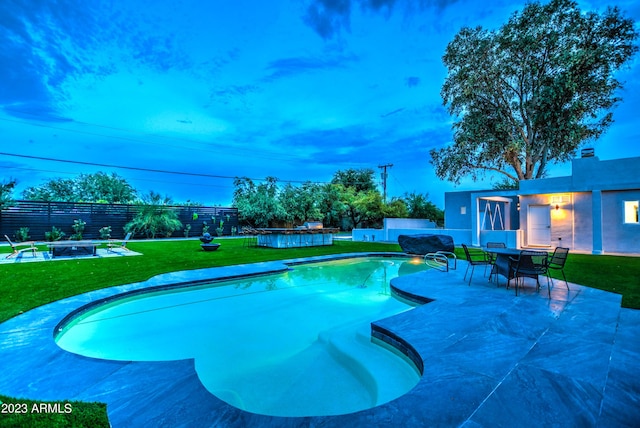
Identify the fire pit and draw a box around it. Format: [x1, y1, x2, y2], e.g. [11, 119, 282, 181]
[199, 233, 220, 251]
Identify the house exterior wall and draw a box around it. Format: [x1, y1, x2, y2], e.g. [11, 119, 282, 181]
[518, 191, 597, 252]
[445, 191, 519, 231]
[572, 156, 639, 190]
[602, 190, 640, 253]
[444, 191, 473, 229]
[444, 155, 640, 254]
[572, 192, 594, 252]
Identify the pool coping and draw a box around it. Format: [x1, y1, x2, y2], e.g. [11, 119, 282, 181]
[1, 251, 639, 427]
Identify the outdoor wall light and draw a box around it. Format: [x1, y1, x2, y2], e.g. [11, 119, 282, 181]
[551, 194, 570, 210]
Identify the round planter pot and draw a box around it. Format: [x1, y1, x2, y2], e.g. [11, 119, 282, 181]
[201, 243, 220, 252]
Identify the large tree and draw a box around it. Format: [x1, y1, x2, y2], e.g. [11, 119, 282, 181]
[432, 0, 638, 184]
[402, 192, 444, 225]
[232, 176, 285, 227]
[317, 183, 347, 228]
[23, 178, 77, 202]
[22, 172, 136, 203]
[0, 179, 17, 210]
[331, 168, 377, 192]
[76, 172, 136, 203]
[279, 182, 324, 225]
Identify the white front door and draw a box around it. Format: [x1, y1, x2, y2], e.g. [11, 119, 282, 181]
[528, 205, 551, 246]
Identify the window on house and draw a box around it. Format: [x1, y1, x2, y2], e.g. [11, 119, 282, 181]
[624, 201, 639, 224]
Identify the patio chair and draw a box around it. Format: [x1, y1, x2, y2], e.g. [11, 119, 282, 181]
[4, 234, 37, 259]
[508, 250, 551, 297]
[107, 232, 132, 252]
[241, 227, 257, 247]
[485, 242, 506, 283]
[547, 247, 570, 291]
[461, 243, 491, 285]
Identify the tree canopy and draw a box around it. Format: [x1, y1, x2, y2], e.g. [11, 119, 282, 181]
[232, 176, 285, 227]
[432, 0, 638, 184]
[0, 179, 17, 210]
[231, 169, 442, 230]
[330, 168, 377, 192]
[402, 192, 444, 225]
[22, 172, 136, 203]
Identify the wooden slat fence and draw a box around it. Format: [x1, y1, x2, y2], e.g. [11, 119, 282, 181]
[0, 201, 238, 241]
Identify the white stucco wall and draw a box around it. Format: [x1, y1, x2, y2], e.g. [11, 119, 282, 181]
[602, 190, 640, 253]
[383, 218, 437, 229]
[572, 192, 594, 252]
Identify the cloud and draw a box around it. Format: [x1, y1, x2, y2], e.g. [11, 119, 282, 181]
[2, 103, 73, 123]
[0, 1, 106, 114]
[406, 76, 421, 87]
[380, 107, 406, 118]
[303, 0, 352, 40]
[302, 0, 459, 39]
[364, 0, 400, 10]
[0, 1, 194, 120]
[264, 53, 358, 80]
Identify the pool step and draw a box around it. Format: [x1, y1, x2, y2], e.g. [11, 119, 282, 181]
[234, 323, 420, 417]
[322, 323, 420, 406]
[229, 339, 376, 416]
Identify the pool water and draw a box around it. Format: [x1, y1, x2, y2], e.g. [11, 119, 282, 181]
[55, 257, 429, 416]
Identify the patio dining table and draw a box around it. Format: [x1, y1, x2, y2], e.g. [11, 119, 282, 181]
[484, 247, 548, 286]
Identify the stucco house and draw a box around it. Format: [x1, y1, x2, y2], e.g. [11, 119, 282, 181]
[444, 151, 640, 255]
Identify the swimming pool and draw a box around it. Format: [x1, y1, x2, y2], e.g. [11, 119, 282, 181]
[55, 256, 429, 417]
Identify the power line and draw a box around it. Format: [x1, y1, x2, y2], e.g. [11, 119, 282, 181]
[3, 165, 235, 190]
[0, 152, 314, 184]
[1, 152, 380, 188]
[0, 116, 308, 163]
[1, 116, 386, 188]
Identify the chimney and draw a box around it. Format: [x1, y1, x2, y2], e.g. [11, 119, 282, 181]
[581, 148, 594, 158]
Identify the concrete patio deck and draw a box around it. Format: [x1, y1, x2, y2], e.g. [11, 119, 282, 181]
[1, 253, 638, 427]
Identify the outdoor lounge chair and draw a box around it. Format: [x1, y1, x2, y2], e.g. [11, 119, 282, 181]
[4, 234, 37, 259]
[461, 243, 491, 285]
[107, 232, 132, 252]
[547, 247, 570, 290]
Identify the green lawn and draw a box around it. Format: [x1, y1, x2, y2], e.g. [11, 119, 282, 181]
[1, 238, 638, 427]
[0, 239, 404, 324]
[1, 239, 639, 323]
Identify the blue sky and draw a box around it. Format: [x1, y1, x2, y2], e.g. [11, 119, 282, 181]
[1, 0, 639, 208]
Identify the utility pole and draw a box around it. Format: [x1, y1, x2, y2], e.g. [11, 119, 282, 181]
[378, 163, 393, 203]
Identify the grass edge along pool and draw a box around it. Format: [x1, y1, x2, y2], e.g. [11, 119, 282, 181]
[55, 256, 430, 417]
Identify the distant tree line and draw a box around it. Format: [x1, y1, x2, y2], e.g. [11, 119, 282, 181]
[1, 169, 443, 233]
[233, 168, 444, 229]
[21, 172, 137, 203]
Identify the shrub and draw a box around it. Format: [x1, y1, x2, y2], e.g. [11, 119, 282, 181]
[184, 224, 192, 238]
[70, 219, 86, 240]
[99, 226, 112, 240]
[45, 226, 66, 242]
[215, 220, 224, 236]
[15, 227, 30, 242]
[124, 194, 183, 239]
